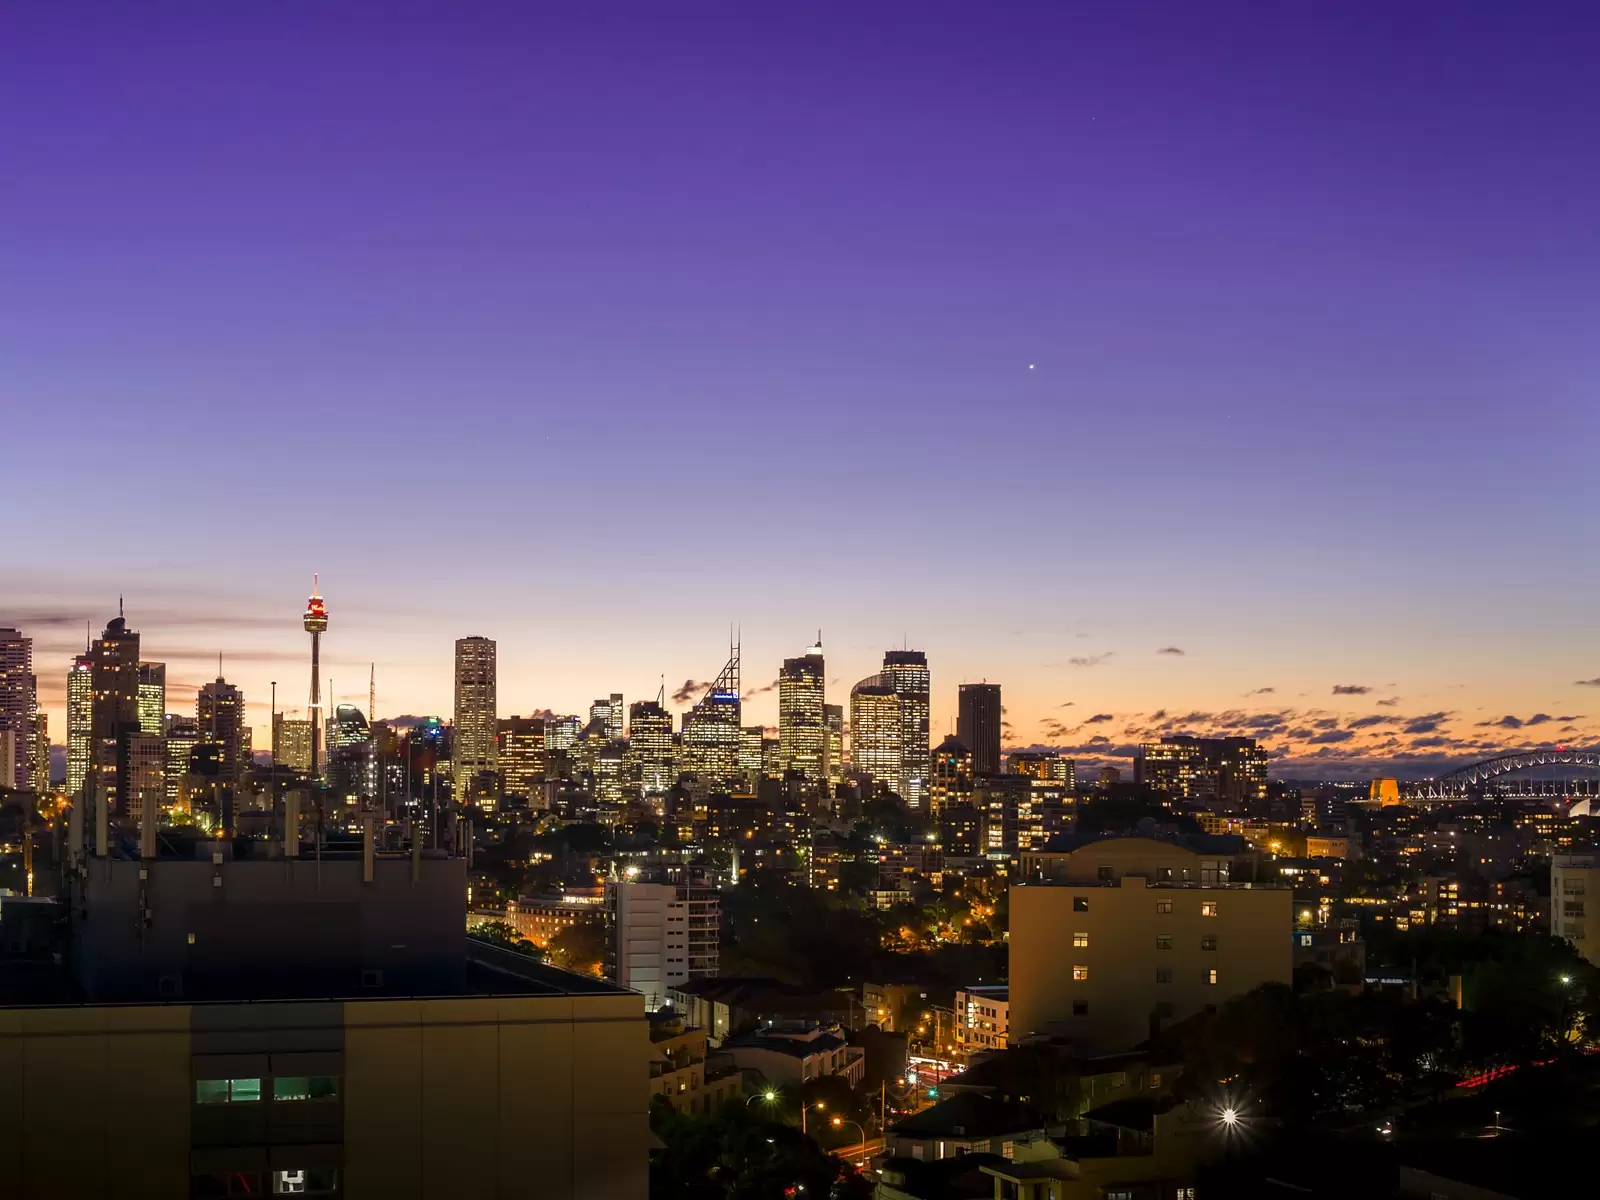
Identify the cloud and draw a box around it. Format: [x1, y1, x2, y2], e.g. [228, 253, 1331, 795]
[1081, 713, 1115, 725]
[741, 678, 779, 701]
[1523, 714, 1554, 726]
[1347, 715, 1391, 729]
[1068, 653, 1114, 668]
[670, 679, 709, 705]
[1056, 701, 1075, 708]
[1376, 698, 1400, 707]
[1478, 715, 1523, 729]
[1402, 712, 1449, 735]
[1039, 720, 1072, 739]
[1577, 679, 1600, 687]
[1307, 729, 1355, 744]
[1409, 736, 1452, 748]
[1332, 684, 1372, 695]
[1248, 687, 1276, 696]
[1147, 709, 1167, 721]
[1156, 646, 1185, 656]
[1312, 717, 1340, 730]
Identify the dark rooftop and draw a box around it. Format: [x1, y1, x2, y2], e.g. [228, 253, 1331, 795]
[889, 1092, 1044, 1139]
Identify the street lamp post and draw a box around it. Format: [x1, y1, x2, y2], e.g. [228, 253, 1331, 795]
[801, 1101, 826, 1136]
[831, 1115, 867, 1150]
[747, 1088, 779, 1109]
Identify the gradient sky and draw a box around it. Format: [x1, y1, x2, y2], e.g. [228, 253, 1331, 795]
[5, 2, 1599, 778]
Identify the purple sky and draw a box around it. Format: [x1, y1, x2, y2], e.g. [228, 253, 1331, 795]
[5, 2, 1599, 777]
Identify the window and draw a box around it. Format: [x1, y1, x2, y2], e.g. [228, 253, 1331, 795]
[1156, 899, 1173, 914]
[1073, 897, 1089, 912]
[1201, 935, 1217, 951]
[271, 1168, 339, 1196]
[1073, 965, 1089, 981]
[1156, 866, 1172, 880]
[1156, 935, 1173, 950]
[1151, 1073, 1163, 1089]
[1177, 1190, 1196, 1200]
[1097, 865, 1114, 882]
[1072, 1000, 1088, 1016]
[1203, 968, 1218, 985]
[273, 1076, 338, 1102]
[1073, 932, 1089, 948]
[195, 1078, 262, 1105]
[1201, 901, 1218, 918]
[1155, 967, 1173, 984]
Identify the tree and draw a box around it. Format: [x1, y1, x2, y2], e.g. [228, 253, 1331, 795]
[548, 916, 606, 976]
[470, 920, 542, 959]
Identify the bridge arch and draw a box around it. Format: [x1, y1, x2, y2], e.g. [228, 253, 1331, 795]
[1435, 747, 1600, 792]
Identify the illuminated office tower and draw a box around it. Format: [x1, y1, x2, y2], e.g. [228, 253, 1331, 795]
[545, 715, 580, 752]
[848, 676, 903, 798]
[957, 683, 1002, 779]
[197, 678, 247, 784]
[880, 650, 931, 810]
[67, 653, 94, 798]
[137, 662, 166, 736]
[930, 734, 974, 817]
[29, 703, 49, 794]
[824, 704, 844, 788]
[273, 714, 313, 774]
[329, 703, 376, 800]
[498, 715, 547, 803]
[127, 733, 166, 826]
[778, 640, 826, 783]
[163, 717, 200, 807]
[1135, 736, 1267, 808]
[595, 743, 626, 809]
[1009, 751, 1076, 789]
[453, 636, 498, 801]
[0, 629, 31, 793]
[738, 726, 765, 782]
[586, 693, 625, 742]
[681, 644, 741, 790]
[627, 701, 676, 797]
[590, 697, 613, 734]
[91, 614, 142, 814]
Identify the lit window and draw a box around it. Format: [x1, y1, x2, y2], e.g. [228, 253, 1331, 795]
[1156, 900, 1173, 914]
[1072, 932, 1089, 948]
[1204, 969, 1218, 985]
[196, 1078, 262, 1104]
[1073, 965, 1089, 981]
[274, 1076, 338, 1102]
[1201, 902, 1218, 918]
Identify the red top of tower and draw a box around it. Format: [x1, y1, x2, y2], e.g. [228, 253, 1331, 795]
[303, 573, 329, 633]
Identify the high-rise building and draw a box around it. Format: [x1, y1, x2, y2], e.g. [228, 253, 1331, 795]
[627, 701, 676, 798]
[329, 703, 375, 799]
[137, 662, 166, 736]
[848, 676, 903, 797]
[67, 653, 94, 798]
[605, 874, 720, 1011]
[0, 730, 14, 792]
[29, 702, 49, 794]
[197, 678, 248, 784]
[1135, 736, 1268, 808]
[0, 630, 31, 793]
[303, 578, 329, 778]
[930, 734, 974, 817]
[824, 704, 844, 789]
[738, 726, 765, 782]
[957, 683, 1003, 779]
[272, 714, 313, 774]
[586, 693, 625, 742]
[1009, 751, 1077, 788]
[545, 715, 581, 752]
[128, 732, 166, 825]
[453, 636, 498, 801]
[778, 640, 826, 783]
[681, 646, 741, 791]
[90, 614, 141, 814]
[163, 716, 201, 808]
[881, 650, 930, 810]
[498, 715, 548, 804]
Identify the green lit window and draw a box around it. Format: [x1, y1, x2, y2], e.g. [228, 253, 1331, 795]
[195, 1078, 262, 1104]
[274, 1075, 338, 1101]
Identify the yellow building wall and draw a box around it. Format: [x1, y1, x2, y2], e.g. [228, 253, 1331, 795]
[1010, 877, 1291, 1049]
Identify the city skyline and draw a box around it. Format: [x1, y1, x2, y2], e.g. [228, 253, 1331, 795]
[4, 2, 1598, 780]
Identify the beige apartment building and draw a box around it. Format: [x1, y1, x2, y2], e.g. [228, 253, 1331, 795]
[1010, 835, 1291, 1050]
[1552, 854, 1600, 965]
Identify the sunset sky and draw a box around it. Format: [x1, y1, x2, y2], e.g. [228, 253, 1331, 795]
[5, 2, 1598, 778]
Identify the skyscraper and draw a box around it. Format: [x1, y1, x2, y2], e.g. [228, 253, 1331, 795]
[848, 676, 903, 797]
[0, 629, 31, 793]
[681, 644, 741, 791]
[197, 677, 247, 783]
[303, 578, 328, 777]
[823, 704, 844, 790]
[29, 702, 49, 794]
[90, 614, 141, 813]
[930, 734, 974, 817]
[67, 653, 94, 798]
[329, 703, 375, 799]
[272, 713, 313, 774]
[137, 662, 166, 736]
[453, 636, 498, 801]
[778, 640, 826, 783]
[128, 732, 166, 825]
[957, 682, 1002, 779]
[880, 649, 931, 810]
[1135, 736, 1268, 808]
[497, 715, 548, 804]
[738, 726, 765, 783]
[627, 700, 676, 798]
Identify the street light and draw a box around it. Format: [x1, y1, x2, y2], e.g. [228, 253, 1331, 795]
[1220, 1106, 1239, 1128]
[831, 1115, 868, 1151]
[801, 1100, 826, 1136]
[748, 1088, 779, 1108]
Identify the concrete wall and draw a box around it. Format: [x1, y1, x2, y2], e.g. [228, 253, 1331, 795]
[0, 990, 649, 1200]
[1010, 876, 1291, 1050]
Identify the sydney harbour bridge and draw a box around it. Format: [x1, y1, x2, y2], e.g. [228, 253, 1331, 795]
[1412, 747, 1600, 805]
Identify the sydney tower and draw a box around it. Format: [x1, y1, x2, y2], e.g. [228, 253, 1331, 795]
[303, 575, 328, 777]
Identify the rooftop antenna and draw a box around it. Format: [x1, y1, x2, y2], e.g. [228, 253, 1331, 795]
[84, 620, 90, 652]
[369, 662, 375, 723]
[657, 674, 666, 706]
[119, 595, 124, 619]
[218, 651, 223, 680]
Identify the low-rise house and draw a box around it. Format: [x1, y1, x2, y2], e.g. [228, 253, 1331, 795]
[721, 1025, 866, 1088]
[649, 1015, 742, 1116]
